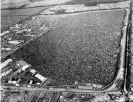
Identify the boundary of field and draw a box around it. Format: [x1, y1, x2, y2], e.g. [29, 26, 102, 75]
[2, 8, 130, 93]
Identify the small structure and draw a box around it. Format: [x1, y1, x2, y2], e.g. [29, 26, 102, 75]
[1, 69, 12, 77]
[1, 59, 12, 69]
[16, 60, 31, 72]
[30, 69, 36, 75]
[35, 73, 47, 82]
[27, 80, 33, 87]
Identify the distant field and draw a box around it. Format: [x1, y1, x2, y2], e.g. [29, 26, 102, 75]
[2, 0, 29, 4]
[1, 7, 47, 16]
[65, 0, 130, 5]
[1, 0, 30, 9]
[25, 0, 71, 8]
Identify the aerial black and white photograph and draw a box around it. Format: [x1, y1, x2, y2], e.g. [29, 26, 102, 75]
[1, 0, 133, 102]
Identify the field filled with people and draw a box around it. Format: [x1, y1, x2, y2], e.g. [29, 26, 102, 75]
[1, 16, 28, 31]
[13, 9, 125, 86]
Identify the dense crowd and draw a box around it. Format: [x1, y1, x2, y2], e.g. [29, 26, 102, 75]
[1, 16, 28, 31]
[13, 10, 123, 86]
[14, 34, 119, 86]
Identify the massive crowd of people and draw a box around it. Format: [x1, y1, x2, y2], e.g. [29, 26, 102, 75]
[12, 10, 122, 86]
[1, 16, 28, 31]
